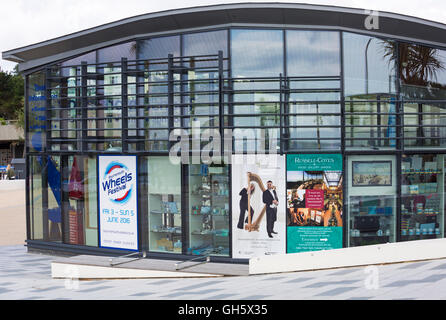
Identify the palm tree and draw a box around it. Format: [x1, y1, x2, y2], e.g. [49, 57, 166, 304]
[381, 40, 446, 99]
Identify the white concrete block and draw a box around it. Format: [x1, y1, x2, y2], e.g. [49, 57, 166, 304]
[249, 238, 446, 275]
[51, 262, 223, 280]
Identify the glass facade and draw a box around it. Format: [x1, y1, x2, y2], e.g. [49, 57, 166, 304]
[147, 157, 182, 253]
[188, 164, 230, 256]
[347, 155, 397, 247]
[23, 26, 446, 260]
[401, 154, 444, 240]
[62, 155, 98, 246]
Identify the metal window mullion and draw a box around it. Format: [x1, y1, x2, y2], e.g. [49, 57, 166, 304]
[81, 62, 88, 152]
[41, 156, 49, 241]
[168, 54, 174, 150]
[279, 73, 284, 154]
[122, 58, 129, 153]
[340, 31, 347, 247]
[45, 68, 51, 152]
[218, 50, 224, 157]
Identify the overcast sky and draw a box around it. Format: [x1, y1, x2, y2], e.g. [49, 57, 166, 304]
[1, 0, 446, 72]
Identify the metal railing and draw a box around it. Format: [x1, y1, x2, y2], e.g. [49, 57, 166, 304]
[174, 247, 224, 271]
[109, 251, 147, 267]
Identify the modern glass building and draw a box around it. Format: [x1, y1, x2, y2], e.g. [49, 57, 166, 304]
[4, 3, 446, 262]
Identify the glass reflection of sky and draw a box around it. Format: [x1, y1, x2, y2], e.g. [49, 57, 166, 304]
[287, 30, 340, 77]
[231, 29, 284, 78]
[343, 32, 396, 98]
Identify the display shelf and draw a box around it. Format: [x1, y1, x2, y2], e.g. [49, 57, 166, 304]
[402, 171, 441, 174]
[150, 211, 182, 215]
[150, 230, 182, 234]
[191, 231, 229, 236]
[350, 234, 391, 238]
[400, 234, 440, 239]
[350, 213, 393, 217]
[401, 213, 439, 216]
[191, 213, 229, 217]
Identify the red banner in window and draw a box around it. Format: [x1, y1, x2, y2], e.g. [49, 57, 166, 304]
[69, 157, 84, 200]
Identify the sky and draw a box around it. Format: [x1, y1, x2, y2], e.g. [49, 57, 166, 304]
[1, 0, 446, 72]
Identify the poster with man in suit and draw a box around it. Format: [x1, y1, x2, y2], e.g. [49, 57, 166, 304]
[263, 180, 279, 238]
[232, 154, 285, 259]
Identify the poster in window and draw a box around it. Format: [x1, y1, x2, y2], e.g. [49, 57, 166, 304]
[286, 154, 343, 253]
[98, 155, 138, 251]
[352, 161, 392, 187]
[231, 154, 286, 259]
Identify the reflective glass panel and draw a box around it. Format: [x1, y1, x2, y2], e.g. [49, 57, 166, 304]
[343, 32, 396, 99]
[188, 164, 230, 256]
[401, 154, 444, 241]
[347, 155, 397, 247]
[287, 30, 340, 76]
[231, 29, 284, 78]
[403, 102, 446, 149]
[400, 43, 446, 100]
[147, 157, 182, 254]
[62, 156, 98, 247]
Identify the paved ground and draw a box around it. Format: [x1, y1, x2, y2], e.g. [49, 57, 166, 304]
[1, 244, 446, 300]
[0, 181, 26, 246]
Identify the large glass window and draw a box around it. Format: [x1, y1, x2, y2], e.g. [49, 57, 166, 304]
[346, 96, 398, 150]
[147, 157, 182, 253]
[231, 29, 284, 78]
[29, 156, 43, 240]
[62, 156, 98, 247]
[347, 155, 397, 247]
[182, 31, 228, 142]
[399, 43, 446, 100]
[27, 72, 46, 153]
[231, 29, 284, 153]
[343, 32, 397, 99]
[287, 30, 340, 76]
[188, 164, 230, 256]
[138, 36, 181, 152]
[401, 154, 444, 240]
[287, 102, 341, 150]
[30, 156, 62, 242]
[285, 31, 341, 151]
[139, 36, 180, 61]
[47, 52, 97, 152]
[183, 30, 228, 59]
[404, 102, 446, 149]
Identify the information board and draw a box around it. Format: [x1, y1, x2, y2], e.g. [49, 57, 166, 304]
[98, 155, 138, 251]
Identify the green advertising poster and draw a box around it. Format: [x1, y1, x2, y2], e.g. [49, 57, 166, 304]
[286, 154, 343, 253]
[287, 227, 343, 253]
[287, 154, 343, 171]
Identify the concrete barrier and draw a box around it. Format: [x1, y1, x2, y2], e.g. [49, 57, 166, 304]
[249, 238, 446, 275]
[51, 262, 222, 280]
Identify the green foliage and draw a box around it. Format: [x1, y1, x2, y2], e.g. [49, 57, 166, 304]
[0, 65, 24, 125]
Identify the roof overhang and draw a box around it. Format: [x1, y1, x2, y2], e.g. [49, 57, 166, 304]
[5, 2, 446, 72]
